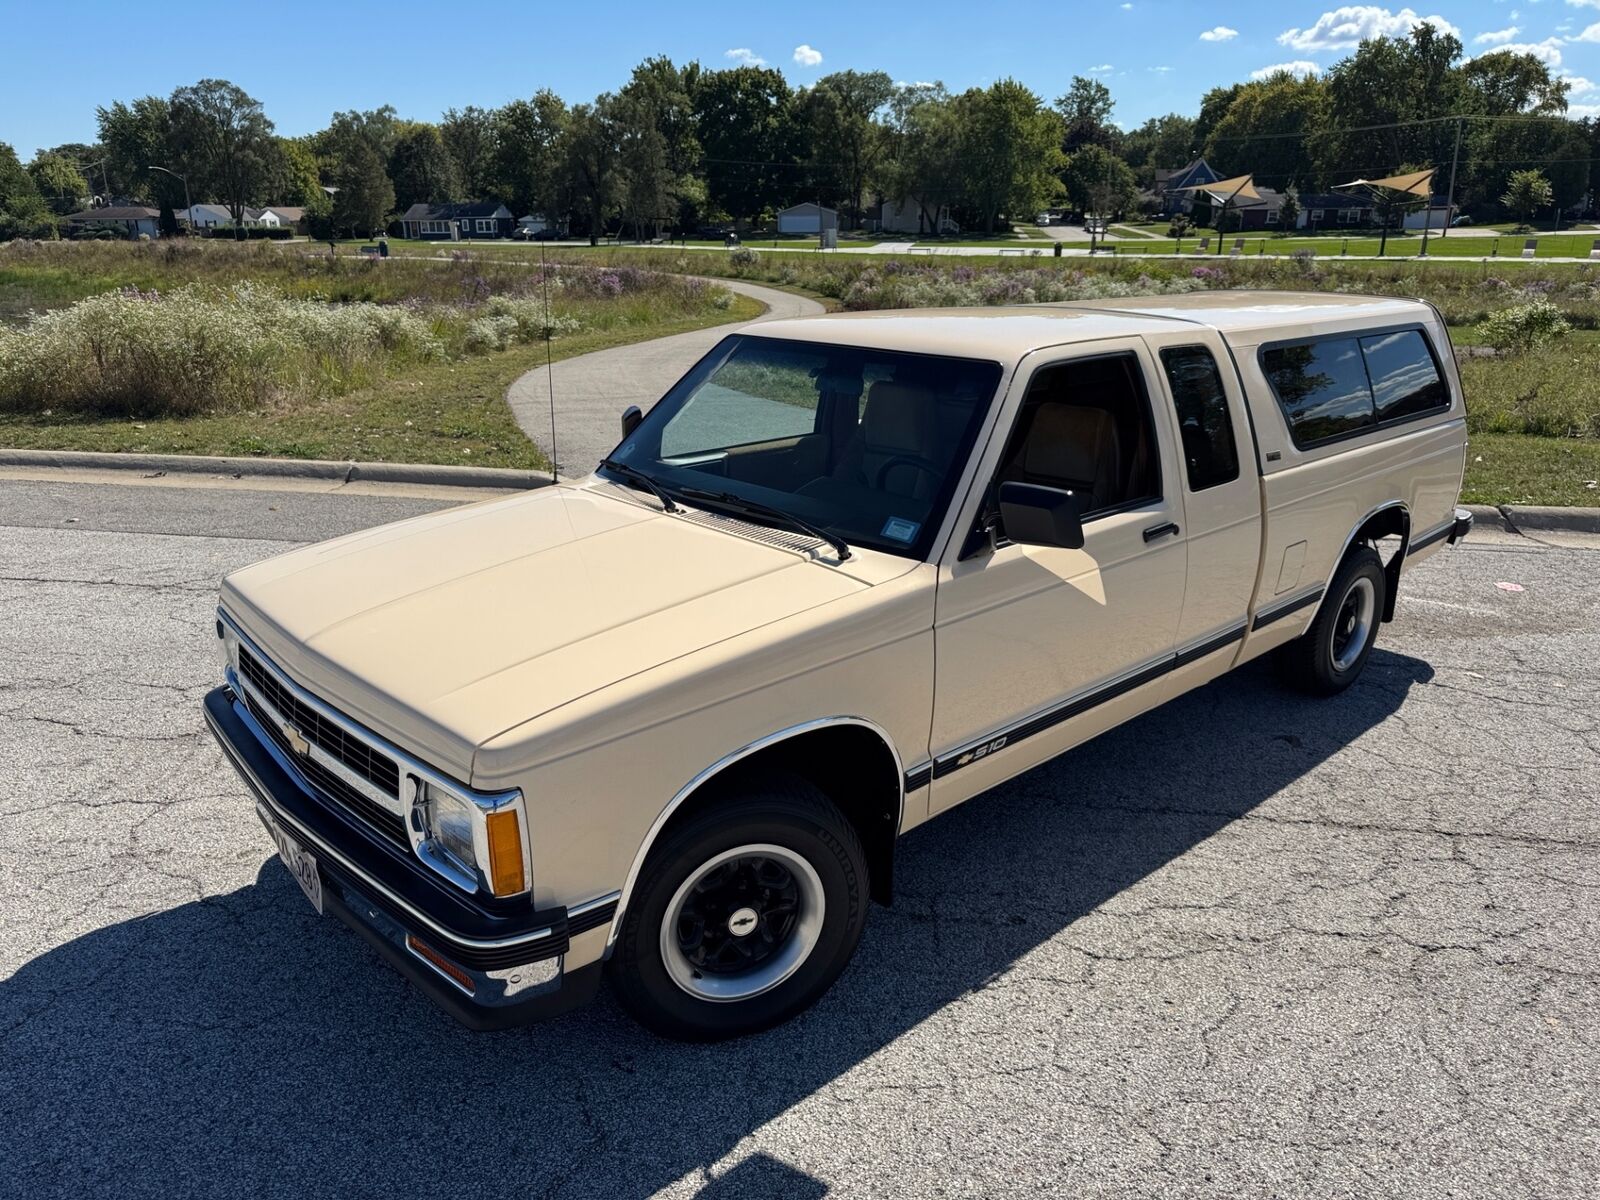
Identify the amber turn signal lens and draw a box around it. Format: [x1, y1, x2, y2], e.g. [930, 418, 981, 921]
[485, 808, 526, 896]
[406, 935, 475, 994]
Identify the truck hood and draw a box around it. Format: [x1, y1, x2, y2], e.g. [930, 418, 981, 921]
[222, 483, 888, 775]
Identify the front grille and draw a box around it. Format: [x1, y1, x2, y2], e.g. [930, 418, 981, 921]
[238, 645, 408, 847]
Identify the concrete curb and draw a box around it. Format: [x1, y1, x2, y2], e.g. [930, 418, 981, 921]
[1463, 503, 1600, 534]
[0, 448, 551, 491]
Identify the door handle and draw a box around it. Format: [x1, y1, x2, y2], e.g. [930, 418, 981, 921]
[1143, 521, 1180, 542]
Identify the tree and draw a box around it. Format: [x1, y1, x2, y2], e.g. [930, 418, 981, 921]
[617, 57, 704, 233]
[1056, 76, 1117, 153]
[492, 91, 568, 219]
[0, 142, 54, 238]
[1278, 187, 1300, 232]
[272, 137, 328, 212]
[440, 105, 498, 198]
[798, 70, 895, 227]
[694, 66, 797, 226]
[1119, 113, 1197, 183]
[878, 83, 962, 234]
[1061, 143, 1138, 216]
[321, 109, 398, 235]
[1205, 70, 1327, 190]
[389, 122, 456, 210]
[564, 98, 622, 243]
[96, 96, 176, 203]
[27, 153, 89, 214]
[956, 79, 1064, 233]
[169, 80, 275, 229]
[1501, 168, 1553, 227]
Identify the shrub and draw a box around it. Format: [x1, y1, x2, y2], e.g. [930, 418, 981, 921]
[728, 245, 760, 267]
[1481, 300, 1571, 352]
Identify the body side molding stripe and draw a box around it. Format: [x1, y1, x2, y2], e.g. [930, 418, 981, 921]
[1408, 518, 1454, 553]
[1251, 587, 1325, 631]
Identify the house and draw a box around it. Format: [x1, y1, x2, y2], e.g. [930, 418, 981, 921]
[874, 197, 958, 236]
[1153, 158, 1221, 214]
[1293, 193, 1374, 230]
[1220, 186, 1285, 230]
[178, 203, 234, 229]
[400, 201, 515, 240]
[64, 207, 161, 239]
[776, 203, 838, 235]
[248, 206, 307, 231]
[1402, 198, 1455, 231]
[516, 214, 557, 235]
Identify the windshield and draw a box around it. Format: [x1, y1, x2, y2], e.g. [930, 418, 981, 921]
[605, 334, 1002, 559]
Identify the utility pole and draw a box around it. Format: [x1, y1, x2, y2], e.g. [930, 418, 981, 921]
[1440, 116, 1463, 240]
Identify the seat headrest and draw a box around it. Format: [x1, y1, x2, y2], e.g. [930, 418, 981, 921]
[863, 381, 937, 456]
[1022, 404, 1118, 484]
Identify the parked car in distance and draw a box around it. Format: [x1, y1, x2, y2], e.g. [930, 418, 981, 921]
[206, 291, 1471, 1040]
[1450, 215, 1474, 227]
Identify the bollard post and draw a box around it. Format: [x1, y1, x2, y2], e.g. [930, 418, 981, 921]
[1054, 241, 1062, 258]
[1342, 239, 1348, 256]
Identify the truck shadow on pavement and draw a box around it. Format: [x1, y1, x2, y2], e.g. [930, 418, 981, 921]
[3, 651, 1432, 1199]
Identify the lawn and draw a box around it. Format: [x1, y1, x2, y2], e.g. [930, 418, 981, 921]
[1462, 433, 1600, 507]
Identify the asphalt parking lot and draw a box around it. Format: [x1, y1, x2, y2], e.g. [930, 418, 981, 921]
[2, 474, 1596, 1199]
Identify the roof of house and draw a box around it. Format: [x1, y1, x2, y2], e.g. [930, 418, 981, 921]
[246, 206, 306, 221]
[1155, 158, 1219, 190]
[778, 202, 837, 214]
[401, 201, 511, 221]
[66, 207, 159, 220]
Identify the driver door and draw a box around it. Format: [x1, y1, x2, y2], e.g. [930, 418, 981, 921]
[928, 339, 1189, 813]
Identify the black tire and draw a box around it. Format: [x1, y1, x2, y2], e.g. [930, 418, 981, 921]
[607, 776, 868, 1041]
[1277, 544, 1386, 696]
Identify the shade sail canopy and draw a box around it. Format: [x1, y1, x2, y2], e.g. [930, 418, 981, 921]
[1336, 168, 1436, 197]
[1173, 174, 1261, 202]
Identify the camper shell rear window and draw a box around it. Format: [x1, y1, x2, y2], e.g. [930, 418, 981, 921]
[1259, 325, 1450, 451]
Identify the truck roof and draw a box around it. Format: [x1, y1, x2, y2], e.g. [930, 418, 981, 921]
[746, 291, 1434, 363]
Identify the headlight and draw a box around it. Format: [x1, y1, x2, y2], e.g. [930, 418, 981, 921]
[406, 773, 530, 899]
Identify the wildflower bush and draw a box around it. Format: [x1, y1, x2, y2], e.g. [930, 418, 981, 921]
[1479, 300, 1571, 352]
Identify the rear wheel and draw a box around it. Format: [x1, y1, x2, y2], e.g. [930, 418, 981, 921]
[608, 777, 868, 1041]
[1277, 544, 1386, 696]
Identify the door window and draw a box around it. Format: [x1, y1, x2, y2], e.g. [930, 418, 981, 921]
[1159, 346, 1240, 491]
[995, 352, 1161, 522]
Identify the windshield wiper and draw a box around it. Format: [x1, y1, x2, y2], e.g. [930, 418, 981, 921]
[599, 458, 678, 513]
[673, 484, 851, 561]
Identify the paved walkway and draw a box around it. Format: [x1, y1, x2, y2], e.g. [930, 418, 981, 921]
[506, 278, 824, 477]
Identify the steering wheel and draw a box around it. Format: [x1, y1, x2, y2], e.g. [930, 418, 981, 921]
[873, 455, 943, 493]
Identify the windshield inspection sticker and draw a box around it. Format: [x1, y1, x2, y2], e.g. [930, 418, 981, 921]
[881, 517, 920, 544]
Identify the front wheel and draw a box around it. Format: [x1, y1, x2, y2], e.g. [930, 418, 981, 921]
[1277, 544, 1386, 695]
[607, 778, 868, 1041]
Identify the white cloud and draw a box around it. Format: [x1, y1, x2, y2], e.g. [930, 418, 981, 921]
[1473, 25, 1521, 43]
[724, 48, 765, 66]
[1251, 60, 1322, 78]
[1572, 21, 1600, 40]
[1086, 63, 1114, 73]
[792, 44, 823, 67]
[1149, 65, 1174, 72]
[1278, 7, 1461, 52]
[1121, 2, 1133, 8]
[1199, 25, 1239, 41]
[1561, 73, 1599, 94]
[1571, 103, 1600, 119]
[1496, 37, 1566, 65]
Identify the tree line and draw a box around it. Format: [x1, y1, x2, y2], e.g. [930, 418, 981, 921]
[1, 25, 1595, 242]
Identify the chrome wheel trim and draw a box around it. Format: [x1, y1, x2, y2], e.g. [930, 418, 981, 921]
[1331, 576, 1376, 672]
[660, 843, 825, 1003]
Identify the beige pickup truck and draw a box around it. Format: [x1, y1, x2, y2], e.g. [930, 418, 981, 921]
[206, 290, 1472, 1039]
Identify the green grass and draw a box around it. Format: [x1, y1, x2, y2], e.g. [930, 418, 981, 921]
[1462, 433, 1600, 506]
[1110, 231, 1600, 259]
[0, 295, 761, 467]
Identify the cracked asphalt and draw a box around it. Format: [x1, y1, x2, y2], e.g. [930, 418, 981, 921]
[2, 475, 1596, 1200]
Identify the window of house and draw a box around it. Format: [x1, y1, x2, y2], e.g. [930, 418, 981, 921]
[1308, 208, 1324, 221]
[994, 352, 1161, 521]
[1159, 346, 1240, 491]
[1361, 329, 1447, 422]
[476, 219, 495, 232]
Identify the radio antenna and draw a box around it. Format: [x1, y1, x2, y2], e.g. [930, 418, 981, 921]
[539, 238, 558, 481]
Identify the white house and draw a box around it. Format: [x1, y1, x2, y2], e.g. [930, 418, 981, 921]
[247, 206, 307, 229]
[875, 198, 958, 235]
[64, 207, 161, 239]
[178, 203, 234, 229]
[516, 213, 552, 234]
[776, 203, 838, 235]
[1402, 202, 1455, 231]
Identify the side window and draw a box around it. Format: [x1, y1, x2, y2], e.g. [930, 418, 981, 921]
[997, 352, 1161, 519]
[1262, 337, 1374, 448]
[1159, 345, 1240, 491]
[1361, 329, 1447, 422]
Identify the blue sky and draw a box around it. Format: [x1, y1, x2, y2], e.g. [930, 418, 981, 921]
[5, 1, 1600, 156]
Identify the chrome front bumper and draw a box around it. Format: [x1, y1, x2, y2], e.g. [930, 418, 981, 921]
[204, 685, 610, 1029]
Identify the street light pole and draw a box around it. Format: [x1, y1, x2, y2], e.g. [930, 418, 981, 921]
[148, 165, 191, 236]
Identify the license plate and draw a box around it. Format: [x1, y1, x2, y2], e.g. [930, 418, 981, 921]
[268, 819, 323, 915]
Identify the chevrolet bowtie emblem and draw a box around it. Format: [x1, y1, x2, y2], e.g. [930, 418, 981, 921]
[282, 721, 311, 757]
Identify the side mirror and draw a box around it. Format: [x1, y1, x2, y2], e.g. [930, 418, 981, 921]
[997, 481, 1086, 550]
[620, 405, 642, 439]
